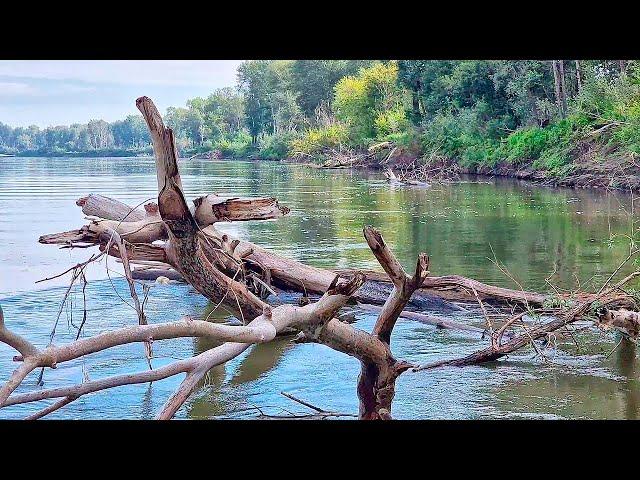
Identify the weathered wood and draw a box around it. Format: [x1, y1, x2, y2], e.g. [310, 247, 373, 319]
[193, 194, 290, 224]
[336, 268, 547, 306]
[39, 216, 166, 246]
[358, 303, 490, 336]
[137, 96, 265, 322]
[416, 272, 640, 370]
[356, 226, 428, 419]
[136, 96, 183, 192]
[100, 241, 168, 264]
[77, 194, 147, 222]
[598, 308, 640, 340]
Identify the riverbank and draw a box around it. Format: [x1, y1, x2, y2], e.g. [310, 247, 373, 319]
[293, 138, 640, 192]
[5, 139, 639, 193]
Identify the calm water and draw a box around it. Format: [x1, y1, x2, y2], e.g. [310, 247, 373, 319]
[1, 156, 639, 419]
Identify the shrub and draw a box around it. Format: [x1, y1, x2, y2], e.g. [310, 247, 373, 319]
[289, 123, 350, 160]
[256, 131, 298, 160]
[334, 62, 405, 145]
[502, 127, 548, 162]
[374, 106, 410, 138]
[215, 132, 253, 158]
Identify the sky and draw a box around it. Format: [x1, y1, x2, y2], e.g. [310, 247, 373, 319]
[0, 60, 244, 127]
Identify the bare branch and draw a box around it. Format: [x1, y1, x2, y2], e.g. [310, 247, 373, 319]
[26, 395, 78, 420]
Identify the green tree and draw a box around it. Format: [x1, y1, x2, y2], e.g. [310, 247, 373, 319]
[237, 60, 295, 143]
[333, 61, 405, 143]
[111, 115, 150, 149]
[291, 60, 373, 117]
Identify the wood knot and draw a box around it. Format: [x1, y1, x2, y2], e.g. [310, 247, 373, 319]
[144, 202, 159, 215]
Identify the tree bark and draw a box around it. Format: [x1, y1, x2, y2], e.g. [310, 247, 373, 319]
[355, 227, 428, 419]
[552, 60, 567, 118]
[575, 60, 582, 92]
[193, 194, 289, 224]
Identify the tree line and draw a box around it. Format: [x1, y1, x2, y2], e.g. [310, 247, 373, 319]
[1, 60, 638, 175]
[0, 115, 151, 156]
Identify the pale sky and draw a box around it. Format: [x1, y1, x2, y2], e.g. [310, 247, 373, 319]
[0, 60, 244, 127]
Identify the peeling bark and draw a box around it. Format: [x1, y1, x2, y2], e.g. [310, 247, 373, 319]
[193, 194, 289, 224]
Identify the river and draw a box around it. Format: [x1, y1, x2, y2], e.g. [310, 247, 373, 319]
[1, 156, 639, 419]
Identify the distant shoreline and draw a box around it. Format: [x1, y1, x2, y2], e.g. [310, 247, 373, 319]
[1, 151, 151, 158]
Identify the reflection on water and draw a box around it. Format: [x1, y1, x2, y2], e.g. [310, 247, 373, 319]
[1, 156, 639, 419]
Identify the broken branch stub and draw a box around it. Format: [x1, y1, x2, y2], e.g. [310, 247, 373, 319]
[355, 226, 430, 419]
[77, 194, 147, 222]
[193, 194, 290, 225]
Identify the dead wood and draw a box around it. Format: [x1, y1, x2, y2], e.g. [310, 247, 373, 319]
[8, 95, 640, 422]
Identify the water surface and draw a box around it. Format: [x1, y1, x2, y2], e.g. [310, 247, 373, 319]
[1, 157, 639, 419]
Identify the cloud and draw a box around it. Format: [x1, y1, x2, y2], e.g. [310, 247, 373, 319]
[0, 80, 97, 98]
[0, 61, 244, 127]
[0, 81, 38, 96]
[0, 60, 243, 88]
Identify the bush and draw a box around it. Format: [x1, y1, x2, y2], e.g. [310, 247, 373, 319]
[502, 127, 549, 162]
[612, 98, 640, 154]
[497, 115, 583, 172]
[215, 132, 253, 158]
[256, 131, 298, 160]
[289, 123, 350, 160]
[374, 106, 409, 138]
[572, 72, 640, 155]
[419, 108, 502, 167]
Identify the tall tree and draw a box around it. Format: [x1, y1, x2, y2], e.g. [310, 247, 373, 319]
[291, 60, 373, 117]
[237, 60, 295, 143]
[552, 60, 567, 118]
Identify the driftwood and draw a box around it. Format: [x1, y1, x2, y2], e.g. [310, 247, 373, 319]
[77, 194, 149, 222]
[415, 272, 640, 371]
[358, 303, 501, 337]
[1, 97, 428, 420]
[4, 95, 640, 421]
[384, 167, 429, 187]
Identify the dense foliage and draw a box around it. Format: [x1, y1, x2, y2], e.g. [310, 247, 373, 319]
[0, 116, 151, 156]
[2, 60, 639, 178]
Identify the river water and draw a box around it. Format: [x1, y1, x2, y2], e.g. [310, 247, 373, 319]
[1, 156, 639, 419]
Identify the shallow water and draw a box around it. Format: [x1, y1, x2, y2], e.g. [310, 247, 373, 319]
[1, 156, 639, 419]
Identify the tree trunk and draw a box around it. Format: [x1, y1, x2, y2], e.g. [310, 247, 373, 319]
[559, 60, 568, 114]
[552, 60, 567, 118]
[575, 60, 582, 92]
[619, 60, 627, 75]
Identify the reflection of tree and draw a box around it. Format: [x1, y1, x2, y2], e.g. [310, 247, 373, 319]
[616, 339, 640, 420]
[184, 336, 229, 419]
[229, 338, 293, 385]
[140, 383, 154, 420]
[491, 335, 640, 420]
[183, 305, 235, 419]
[173, 161, 639, 418]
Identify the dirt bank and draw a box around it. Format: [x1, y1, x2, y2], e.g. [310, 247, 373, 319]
[304, 142, 640, 192]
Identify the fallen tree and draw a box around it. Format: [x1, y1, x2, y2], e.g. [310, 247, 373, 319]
[2, 96, 639, 420]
